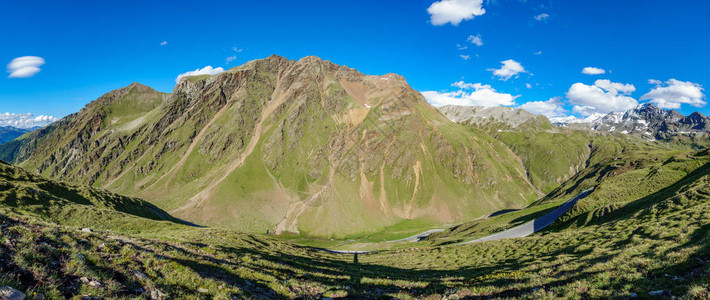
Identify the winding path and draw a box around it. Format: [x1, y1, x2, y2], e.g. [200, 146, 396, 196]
[385, 229, 445, 243]
[460, 188, 594, 244]
[319, 188, 594, 254]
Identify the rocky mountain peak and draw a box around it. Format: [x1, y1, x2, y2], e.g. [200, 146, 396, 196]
[551, 102, 710, 141]
[0, 55, 540, 237]
[438, 105, 552, 131]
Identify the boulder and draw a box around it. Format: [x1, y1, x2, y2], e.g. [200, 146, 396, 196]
[0, 286, 25, 300]
[132, 270, 148, 281]
[150, 289, 165, 300]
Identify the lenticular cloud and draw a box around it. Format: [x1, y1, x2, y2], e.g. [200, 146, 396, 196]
[7, 56, 45, 78]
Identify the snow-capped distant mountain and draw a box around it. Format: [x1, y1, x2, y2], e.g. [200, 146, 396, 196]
[555, 103, 710, 139]
[549, 113, 606, 126]
[439, 103, 710, 142]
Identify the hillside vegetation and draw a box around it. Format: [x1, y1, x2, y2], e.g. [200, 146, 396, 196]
[0, 146, 709, 299]
[0, 56, 540, 238]
[0, 160, 180, 233]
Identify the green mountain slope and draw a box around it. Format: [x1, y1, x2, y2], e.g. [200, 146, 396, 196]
[438, 105, 595, 194]
[492, 130, 592, 193]
[0, 159, 180, 233]
[1, 147, 708, 299]
[0, 55, 539, 238]
[426, 138, 706, 242]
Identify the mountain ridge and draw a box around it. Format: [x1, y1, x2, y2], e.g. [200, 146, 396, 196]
[0, 126, 36, 145]
[0, 55, 540, 238]
[440, 103, 710, 144]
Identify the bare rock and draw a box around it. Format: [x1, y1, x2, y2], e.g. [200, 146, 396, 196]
[79, 277, 102, 288]
[0, 286, 26, 300]
[150, 289, 166, 300]
[132, 270, 148, 281]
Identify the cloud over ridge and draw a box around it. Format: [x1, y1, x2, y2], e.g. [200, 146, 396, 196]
[176, 66, 225, 83]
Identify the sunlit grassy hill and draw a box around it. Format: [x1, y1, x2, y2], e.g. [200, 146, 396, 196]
[0, 56, 541, 239]
[0, 142, 709, 298]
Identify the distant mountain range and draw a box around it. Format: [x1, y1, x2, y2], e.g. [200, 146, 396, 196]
[0, 126, 36, 144]
[437, 105, 552, 131]
[555, 103, 710, 140]
[440, 103, 710, 143]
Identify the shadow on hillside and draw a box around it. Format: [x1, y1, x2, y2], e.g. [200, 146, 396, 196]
[5, 207, 709, 298]
[488, 209, 519, 217]
[103, 165, 710, 298]
[564, 162, 710, 230]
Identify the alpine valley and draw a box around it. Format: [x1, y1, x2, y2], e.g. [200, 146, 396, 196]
[1, 56, 709, 299]
[0, 56, 540, 238]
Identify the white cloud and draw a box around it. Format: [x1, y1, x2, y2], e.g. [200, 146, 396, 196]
[459, 54, 471, 60]
[0, 112, 58, 128]
[566, 79, 638, 116]
[534, 13, 550, 21]
[525, 83, 532, 89]
[226, 56, 237, 64]
[488, 59, 526, 81]
[518, 97, 566, 118]
[582, 67, 606, 75]
[534, 51, 542, 55]
[423, 81, 518, 107]
[428, 0, 486, 26]
[451, 81, 480, 89]
[232, 47, 243, 53]
[7, 56, 45, 78]
[160, 41, 168, 46]
[175, 66, 225, 83]
[640, 79, 705, 109]
[594, 79, 635, 94]
[456, 44, 468, 50]
[467, 34, 483, 46]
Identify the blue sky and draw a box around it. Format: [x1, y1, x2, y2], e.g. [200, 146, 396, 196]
[2, 0, 708, 127]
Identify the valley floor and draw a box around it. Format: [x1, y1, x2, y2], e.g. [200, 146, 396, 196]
[1, 138, 710, 299]
[2, 169, 709, 299]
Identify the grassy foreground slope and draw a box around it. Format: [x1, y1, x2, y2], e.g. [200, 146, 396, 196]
[0, 160, 179, 233]
[0, 149, 709, 298]
[427, 137, 703, 242]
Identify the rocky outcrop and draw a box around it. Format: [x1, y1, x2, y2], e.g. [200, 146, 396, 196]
[554, 103, 710, 142]
[438, 105, 552, 131]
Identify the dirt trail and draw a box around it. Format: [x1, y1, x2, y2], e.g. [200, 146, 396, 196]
[275, 134, 341, 234]
[406, 160, 422, 218]
[318, 188, 594, 254]
[172, 81, 286, 214]
[274, 181, 330, 234]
